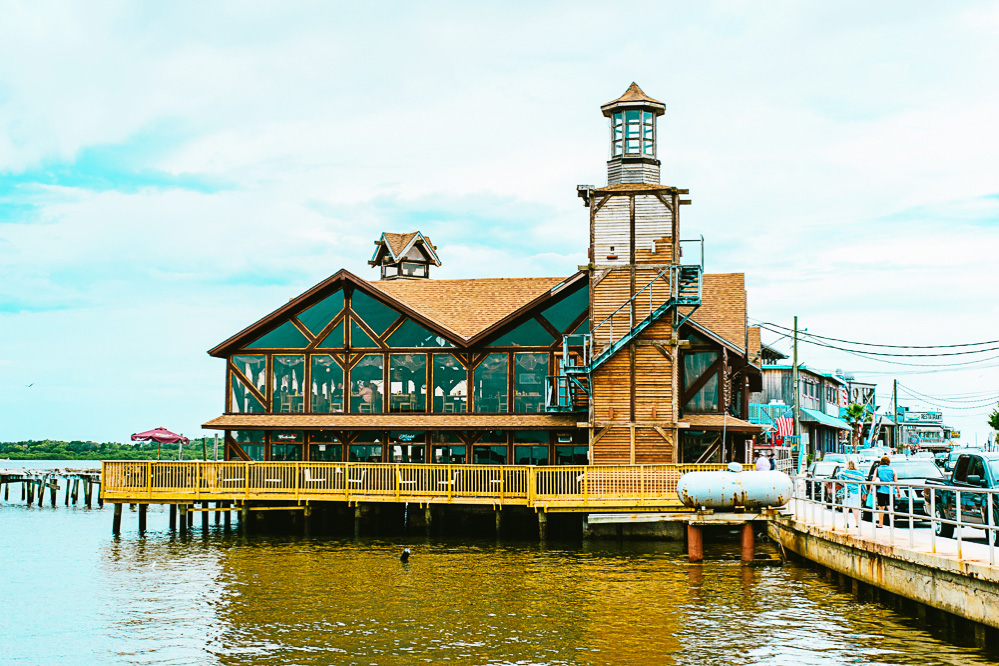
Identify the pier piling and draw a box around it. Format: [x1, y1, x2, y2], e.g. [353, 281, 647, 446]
[64, 479, 71, 505]
[495, 509, 502, 537]
[424, 505, 432, 536]
[27, 480, 34, 505]
[202, 501, 209, 534]
[354, 504, 362, 537]
[538, 511, 547, 541]
[49, 479, 57, 507]
[740, 523, 755, 562]
[112, 503, 122, 535]
[138, 503, 147, 532]
[179, 504, 188, 535]
[687, 524, 703, 562]
[223, 502, 231, 530]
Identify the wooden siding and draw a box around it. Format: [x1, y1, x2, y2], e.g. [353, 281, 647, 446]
[591, 426, 633, 464]
[607, 161, 660, 185]
[592, 196, 631, 265]
[635, 427, 673, 464]
[591, 268, 634, 349]
[633, 345, 674, 422]
[633, 195, 672, 252]
[591, 354, 631, 424]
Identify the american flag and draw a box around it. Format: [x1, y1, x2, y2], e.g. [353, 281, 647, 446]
[775, 416, 794, 437]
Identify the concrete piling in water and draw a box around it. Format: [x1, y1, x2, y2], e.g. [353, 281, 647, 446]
[138, 504, 147, 532]
[740, 524, 755, 562]
[687, 524, 703, 562]
[112, 503, 123, 535]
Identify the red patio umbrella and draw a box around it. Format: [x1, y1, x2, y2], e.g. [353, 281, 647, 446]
[132, 427, 189, 460]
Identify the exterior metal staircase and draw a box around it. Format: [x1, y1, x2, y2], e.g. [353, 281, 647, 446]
[545, 262, 703, 413]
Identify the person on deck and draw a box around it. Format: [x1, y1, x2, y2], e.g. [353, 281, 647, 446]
[839, 460, 866, 529]
[768, 451, 776, 470]
[755, 451, 770, 472]
[874, 456, 897, 528]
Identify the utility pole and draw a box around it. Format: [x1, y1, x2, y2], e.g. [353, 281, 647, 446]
[893, 379, 899, 452]
[793, 315, 801, 474]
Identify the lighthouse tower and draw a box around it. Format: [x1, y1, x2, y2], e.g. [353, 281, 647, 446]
[576, 83, 698, 465]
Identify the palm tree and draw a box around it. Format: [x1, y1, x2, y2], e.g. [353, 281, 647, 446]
[844, 403, 869, 450]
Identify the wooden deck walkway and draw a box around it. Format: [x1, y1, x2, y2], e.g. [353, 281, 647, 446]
[100, 461, 737, 512]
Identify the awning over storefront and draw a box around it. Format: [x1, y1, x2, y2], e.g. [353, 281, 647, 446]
[800, 408, 852, 431]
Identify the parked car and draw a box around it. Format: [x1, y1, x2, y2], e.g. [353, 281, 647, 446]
[943, 448, 984, 472]
[857, 447, 892, 466]
[933, 451, 949, 469]
[823, 453, 848, 464]
[860, 457, 943, 522]
[926, 451, 999, 543]
[805, 461, 841, 501]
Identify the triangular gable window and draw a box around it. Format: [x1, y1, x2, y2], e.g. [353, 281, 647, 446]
[352, 290, 399, 336]
[488, 318, 554, 347]
[541, 284, 588, 333]
[350, 320, 378, 348]
[317, 321, 344, 349]
[386, 319, 454, 348]
[298, 291, 344, 336]
[244, 321, 310, 349]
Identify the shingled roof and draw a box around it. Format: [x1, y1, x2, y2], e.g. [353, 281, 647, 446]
[370, 231, 441, 266]
[601, 82, 666, 115]
[369, 276, 572, 340]
[689, 273, 747, 352]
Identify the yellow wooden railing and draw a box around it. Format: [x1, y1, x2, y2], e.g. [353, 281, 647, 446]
[101, 461, 739, 509]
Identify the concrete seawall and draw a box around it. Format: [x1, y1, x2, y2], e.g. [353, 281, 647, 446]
[769, 516, 999, 631]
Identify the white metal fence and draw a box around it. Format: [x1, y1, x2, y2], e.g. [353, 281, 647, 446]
[790, 474, 999, 565]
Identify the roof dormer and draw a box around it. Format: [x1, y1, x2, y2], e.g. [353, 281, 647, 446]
[369, 231, 441, 280]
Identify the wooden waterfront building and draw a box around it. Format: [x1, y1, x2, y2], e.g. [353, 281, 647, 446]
[203, 83, 763, 466]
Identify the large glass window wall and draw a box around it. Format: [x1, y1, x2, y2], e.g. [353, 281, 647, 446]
[272, 355, 306, 413]
[232, 431, 265, 461]
[682, 351, 719, 413]
[473, 353, 508, 413]
[432, 432, 466, 464]
[350, 354, 384, 413]
[389, 354, 426, 413]
[309, 432, 343, 461]
[513, 352, 548, 413]
[311, 355, 344, 413]
[349, 433, 383, 462]
[433, 354, 467, 413]
[389, 431, 426, 463]
[271, 431, 303, 461]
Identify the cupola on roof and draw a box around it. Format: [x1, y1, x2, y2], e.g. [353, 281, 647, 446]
[601, 82, 666, 186]
[369, 231, 441, 280]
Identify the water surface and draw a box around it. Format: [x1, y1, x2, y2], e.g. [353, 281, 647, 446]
[0, 462, 994, 665]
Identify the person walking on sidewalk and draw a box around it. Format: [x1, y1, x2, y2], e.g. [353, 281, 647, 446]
[874, 456, 897, 528]
[839, 460, 866, 529]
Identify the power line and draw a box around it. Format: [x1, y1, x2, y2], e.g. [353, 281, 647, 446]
[757, 324, 999, 365]
[755, 320, 999, 349]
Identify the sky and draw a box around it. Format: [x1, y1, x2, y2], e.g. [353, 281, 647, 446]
[1, 1, 997, 445]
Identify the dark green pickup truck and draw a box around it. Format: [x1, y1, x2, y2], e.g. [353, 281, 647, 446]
[928, 451, 999, 542]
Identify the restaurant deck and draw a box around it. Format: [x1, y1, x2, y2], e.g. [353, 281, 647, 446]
[101, 461, 734, 512]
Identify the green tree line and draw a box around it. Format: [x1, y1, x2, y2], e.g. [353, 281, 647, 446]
[0, 438, 221, 461]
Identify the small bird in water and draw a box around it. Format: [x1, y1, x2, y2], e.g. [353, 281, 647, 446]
[400, 547, 411, 562]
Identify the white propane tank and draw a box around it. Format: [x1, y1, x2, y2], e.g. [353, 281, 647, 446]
[676, 468, 792, 510]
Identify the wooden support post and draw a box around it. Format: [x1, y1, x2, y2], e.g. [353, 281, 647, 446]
[223, 502, 231, 530]
[687, 524, 703, 562]
[304, 504, 312, 536]
[187, 504, 194, 528]
[538, 511, 547, 541]
[740, 523, 754, 562]
[27, 480, 34, 505]
[4, 482, 8, 501]
[84, 479, 92, 507]
[21, 481, 26, 501]
[179, 504, 189, 535]
[214, 501, 221, 525]
[64, 478, 71, 505]
[169, 503, 177, 530]
[240, 503, 250, 532]
[424, 505, 432, 536]
[354, 503, 362, 537]
[202, 501, 209, 534]
[138, 504, 147, 532]
[97, 482, 103, 508]
[49, 480, 57, 507]
[495, 508, 502, 537]
[112, 503, 123, 535]
[72, 479, 80, 504]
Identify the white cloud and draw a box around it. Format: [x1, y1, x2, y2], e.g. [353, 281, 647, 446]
[1, 0, 998, 442]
